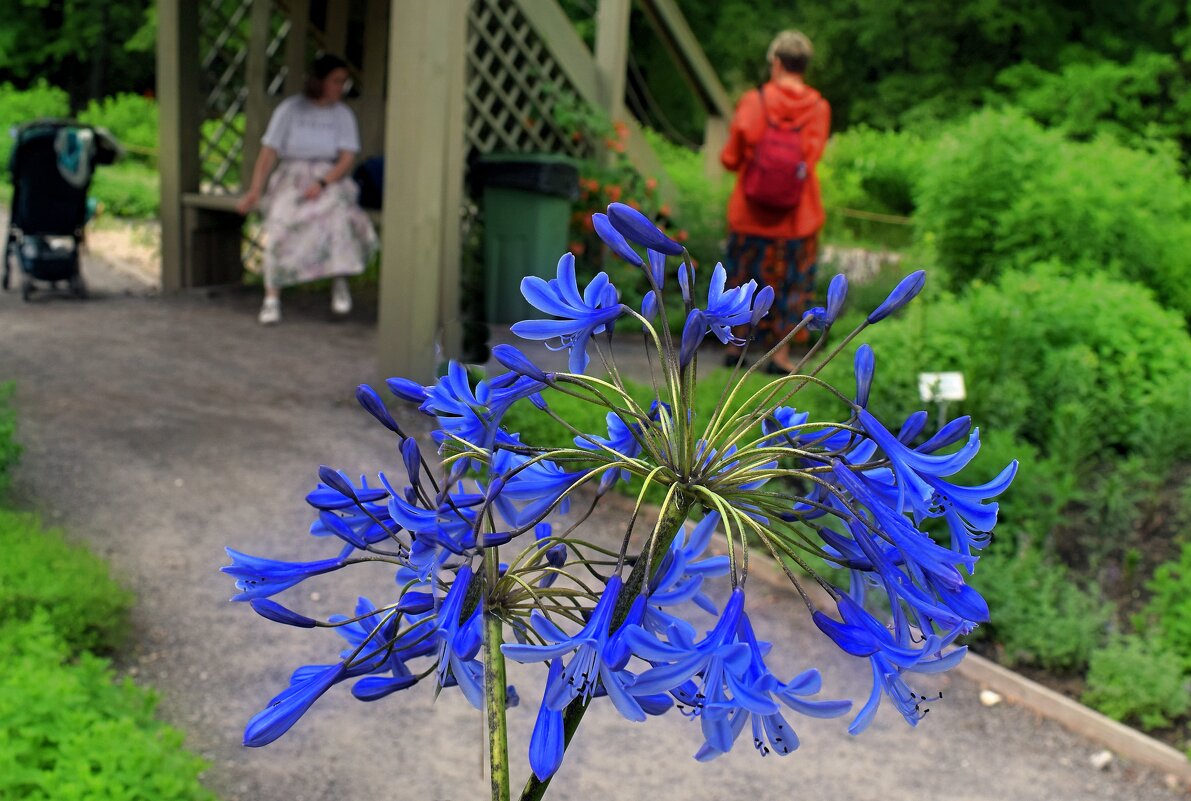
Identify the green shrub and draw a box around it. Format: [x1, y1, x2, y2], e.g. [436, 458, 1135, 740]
[967, 549, 1111, 672]
[0, 509, 133, 654]
[0, 612, 216, 801]
[821, 125, 927, 217]
[1139, 543, 1191, 672]
[0, 81, 70, 169]
[0, 383, 19, 496]
[817, 266, 1191, 463]
[1082, 634, 1190, 731]
[993, 52, 1190, 148]
[89, 160, 160, 218]
[916, 107, 1191, 317]
[78, 93, 158, 162]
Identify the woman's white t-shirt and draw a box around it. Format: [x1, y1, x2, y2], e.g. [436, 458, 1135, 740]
[261, 96, 360, 161]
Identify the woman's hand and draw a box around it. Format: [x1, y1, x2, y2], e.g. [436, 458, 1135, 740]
[302, 181, 325, 201]
[236, 190, 261, 215]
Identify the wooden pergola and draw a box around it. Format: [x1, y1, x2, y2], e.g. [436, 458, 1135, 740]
[156, 0, 730, 381]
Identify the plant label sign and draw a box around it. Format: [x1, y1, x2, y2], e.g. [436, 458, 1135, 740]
[918, 371, 966, 403]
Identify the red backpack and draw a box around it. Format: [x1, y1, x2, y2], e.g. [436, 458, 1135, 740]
[741, 89, 808, 211]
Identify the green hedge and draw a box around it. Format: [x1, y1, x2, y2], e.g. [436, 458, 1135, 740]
[0, 612, 216, 801]
[1082, 634, 1190, 731]
[0, 81, 70, 167]
[916, 107, 1191, 317]
[0, 508, 134, 654]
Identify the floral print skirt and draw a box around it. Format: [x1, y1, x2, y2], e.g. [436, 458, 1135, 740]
[726, 232, 819, 346]
[260, 159, 378, 288]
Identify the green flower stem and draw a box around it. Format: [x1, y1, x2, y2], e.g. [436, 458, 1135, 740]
[484, 551, 511, 801]
[517, 491, 696, 801]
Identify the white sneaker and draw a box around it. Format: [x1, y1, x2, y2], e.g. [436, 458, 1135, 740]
[258, 297, 281, 325]
[331, 277, 352, 315]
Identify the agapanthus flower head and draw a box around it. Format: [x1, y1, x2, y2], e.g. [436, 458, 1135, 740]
[227, 198, 1013, 793]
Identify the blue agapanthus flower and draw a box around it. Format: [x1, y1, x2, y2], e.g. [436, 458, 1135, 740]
[227, 199, 1015, 791]
[512, 252, 624, 374]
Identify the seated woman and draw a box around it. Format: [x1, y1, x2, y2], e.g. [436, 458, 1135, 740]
[236, 53, 378, 325]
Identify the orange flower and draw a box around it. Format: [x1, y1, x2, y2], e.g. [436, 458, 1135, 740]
[569, 241, 586, 256]
[645, 177, 658, 192]
[605, 185, 622, 201]
[627, 200, 641, 210]
[676, 230, 689, 242]
[659, 203, 672, 217]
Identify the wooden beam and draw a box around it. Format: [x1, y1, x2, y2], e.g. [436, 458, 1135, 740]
[323, 0, 349, 57]
[637, 0, 732, 118]
[511, 0, 600, 107]
[438, 3, 468, 364]
[243, 0, 273, 191]
[156, 0, 201, 292]
[284, 0, 310, 95]
[378, 0, 467, 382]
[594, 0, 631, 120]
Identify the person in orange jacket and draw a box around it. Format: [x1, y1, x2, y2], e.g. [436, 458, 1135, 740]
[720, 30, 831, 373]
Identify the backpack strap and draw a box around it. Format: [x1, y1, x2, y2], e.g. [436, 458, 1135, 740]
[757, 84, 801, 132]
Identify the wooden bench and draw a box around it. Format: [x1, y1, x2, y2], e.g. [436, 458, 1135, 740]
[180, 191, 382, 288]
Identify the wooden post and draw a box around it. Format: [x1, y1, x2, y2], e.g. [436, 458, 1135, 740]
[324, 0, 349, 58]
[243, 0, 273, 191]
[356, 0, 390, 156]
[594, 0, 631, 120]
[438, 5, 468, 364]
[157, 0, 201, 293]
[284, 0, 310, 95]
[378, 0, 467, 382]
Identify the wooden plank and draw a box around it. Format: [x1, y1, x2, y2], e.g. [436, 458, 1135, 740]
[378, 0, 466, 381]
[702, 114, 727, 181]
[594, 0, 630, 120]
[510, 0, 601, 107]
[637, 0, 731, 117]
[157, 0, 202, 292]
[284, 0, 310, 95]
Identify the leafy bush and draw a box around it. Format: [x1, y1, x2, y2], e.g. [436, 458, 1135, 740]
[0, 509, 133, 654]
[0, 80, 70, 168]
[1082, 634, 1190, 731]
[1139, 543, 1191, 672]
[916, 107, 1191, 317]
[821, 125, 928, 217]
[994, 52, 1190, 148]
[819, 267, 1191, 464]
[78, 92, 158, 162]
[0, 612, 216, 801]
[0, 383, 19, 496]
[967, 549, 1111, 672]
[89, 160, 160, 218]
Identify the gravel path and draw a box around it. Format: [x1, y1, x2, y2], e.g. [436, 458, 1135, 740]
[1, 249, 1188, 801]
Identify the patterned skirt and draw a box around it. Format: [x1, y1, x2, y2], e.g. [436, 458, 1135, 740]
[725, 232, 819, 346]
[260, 159, 379, 288]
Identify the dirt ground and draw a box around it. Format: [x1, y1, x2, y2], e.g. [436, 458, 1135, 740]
[1, 237, 1189, 801]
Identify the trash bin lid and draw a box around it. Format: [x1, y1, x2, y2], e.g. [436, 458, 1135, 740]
[473, 153, 579, 199]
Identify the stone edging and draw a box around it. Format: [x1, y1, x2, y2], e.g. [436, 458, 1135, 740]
[714, 540, 1191, 782]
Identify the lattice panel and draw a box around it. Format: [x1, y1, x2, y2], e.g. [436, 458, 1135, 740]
[198, 0, 253, 193]
[466, 0, 593, 163]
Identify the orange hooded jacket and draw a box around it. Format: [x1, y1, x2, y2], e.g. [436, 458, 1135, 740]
[720, 81, 831, 240]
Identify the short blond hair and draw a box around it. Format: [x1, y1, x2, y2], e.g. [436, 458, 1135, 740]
[767, 30, 813, 74]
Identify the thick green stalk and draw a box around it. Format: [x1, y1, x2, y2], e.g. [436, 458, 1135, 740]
[484, 554, 511, 801]
[517, 492, 696, 801]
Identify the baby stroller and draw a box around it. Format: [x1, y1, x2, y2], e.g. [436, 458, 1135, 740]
[3, 119, 120, 300]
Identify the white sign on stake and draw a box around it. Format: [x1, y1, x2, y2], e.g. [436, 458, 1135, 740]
[918, 372, 966, 403]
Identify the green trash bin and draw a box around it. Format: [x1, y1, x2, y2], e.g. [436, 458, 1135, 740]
[475, 154, 579, 324]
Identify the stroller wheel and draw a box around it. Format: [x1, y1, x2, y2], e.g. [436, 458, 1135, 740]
[70, 273, 88, 299]
[20, 277, 32, 302]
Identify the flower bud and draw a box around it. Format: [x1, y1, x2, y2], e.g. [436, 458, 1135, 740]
[592, 212, 645, 266]
[356, 384, 403, 434]
[641, 290, 659, 321]
[678, 263, 694, 305]
[854, 344, 874, 408]
[318, 465, 358, 499]
[401, 438, 422, 485]
[679, 309, 707, 366]
[646, 248, 666, 288]
[386, 377, 429, 405]
[802, 306, 829, 331]
[492, 344, 549, 382]
[826, 273, 848, 323]
[868, 270, 926, 323]
[607, 201, 684, 256]
[250, 598, 317, 628]
[751, 285, 775, 325]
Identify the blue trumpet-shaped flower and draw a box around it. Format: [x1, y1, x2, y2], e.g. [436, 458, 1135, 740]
[421, 362, 541, 451]
[222, 548, 346, 601]
[244, 662, 348, 746]
[644, 513, 730, 636]
[513, 253, 625, 374]
[703, 264, 758, 345]
[592, 212, 646, 266]
[503, 576, 647, 720]
[432, 565, 485, 708]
